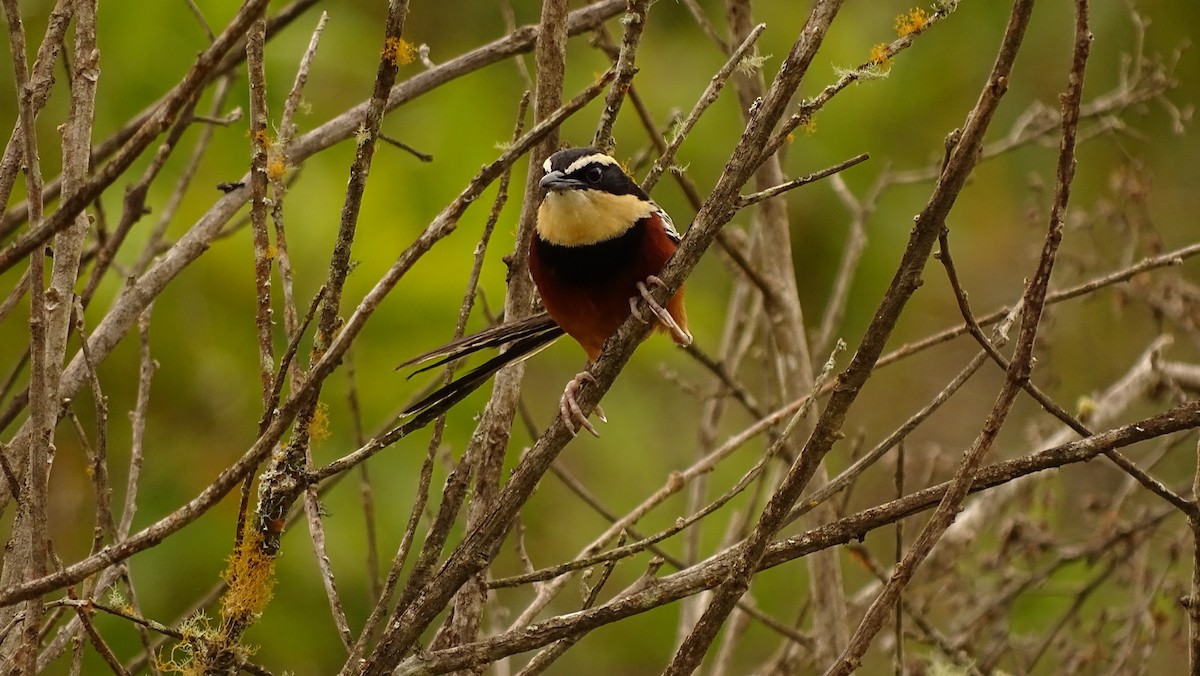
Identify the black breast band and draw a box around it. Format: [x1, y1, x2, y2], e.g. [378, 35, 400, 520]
[534, 220, 645, 286]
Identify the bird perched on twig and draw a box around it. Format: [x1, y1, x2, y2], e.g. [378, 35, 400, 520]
[399, 147, 691, 435]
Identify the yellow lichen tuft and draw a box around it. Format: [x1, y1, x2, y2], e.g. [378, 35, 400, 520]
[158, 561, 271, 676]
[895, 8, 929, 37]
[383, 37, 416, 66]
[266, 155, 287, 181]
[870, 43, 893, 69]
[252, 128, 271, 148]
[309, 400, 331, 443]
[799, 115, 817, 135]
[220, 528, 277, 623]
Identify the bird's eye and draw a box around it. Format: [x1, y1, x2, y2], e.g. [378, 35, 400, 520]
[585, 166, 603, 184]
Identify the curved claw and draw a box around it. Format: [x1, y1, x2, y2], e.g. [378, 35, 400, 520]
[629, 296, 650, 324]
[561, 371, 604, 437]
[636, 276, 693, 347]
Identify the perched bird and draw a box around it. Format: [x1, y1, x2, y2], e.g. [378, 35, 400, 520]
[399, 147, 691, 435]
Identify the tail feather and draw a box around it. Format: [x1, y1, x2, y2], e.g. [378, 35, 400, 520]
[401, 314, 564, 416]
[397, 311, 561, 375]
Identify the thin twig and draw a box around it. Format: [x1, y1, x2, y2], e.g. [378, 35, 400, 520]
[247, 12, 276, 414]
[1190, 434, 1200, 673]
[271, 9, 329, 352]
[2, 0, 51, 667]
[641, 22, 765, 192]
[65, 593, 131, 676]
[735, 152, 869, 208]
[182, 0, 215, 42]
[591, 0, 650, 152]
[0, 0, 71, 220]
[378, 133, 433, 161]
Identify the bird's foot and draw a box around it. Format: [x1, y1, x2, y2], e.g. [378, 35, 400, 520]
[560, 371, 607, 438]
[634, 276, 693, 346]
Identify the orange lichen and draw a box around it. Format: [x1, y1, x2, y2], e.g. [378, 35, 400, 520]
[383, 37, 416, 66]
[266, 155, 287, 181]
[220, 528, 277, 622]
[895, 8, 929, 37]
[309, 400, 331, 443]
[156, 526, 275, 674]
[870, 43, 893, 69]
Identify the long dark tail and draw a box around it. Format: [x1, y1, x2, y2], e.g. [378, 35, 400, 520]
[399, 312, 564, 416]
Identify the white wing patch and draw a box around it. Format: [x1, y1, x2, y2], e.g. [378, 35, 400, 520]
[655, 205, 682, 243]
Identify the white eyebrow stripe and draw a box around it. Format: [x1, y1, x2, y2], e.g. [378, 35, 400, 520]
[543, 157, 553, 172]
[563, 153, 618, 175]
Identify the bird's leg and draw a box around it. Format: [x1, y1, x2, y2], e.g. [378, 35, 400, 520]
[635, 275, 693, 346]
[560, 370, 607, 437]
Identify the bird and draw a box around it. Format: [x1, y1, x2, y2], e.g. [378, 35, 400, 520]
[399, 147, 691, 435]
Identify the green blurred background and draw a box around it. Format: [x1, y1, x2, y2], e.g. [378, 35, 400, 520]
[1, 0, 1198, 672]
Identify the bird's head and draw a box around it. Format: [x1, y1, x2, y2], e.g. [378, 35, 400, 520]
[536, 147, 659, 246]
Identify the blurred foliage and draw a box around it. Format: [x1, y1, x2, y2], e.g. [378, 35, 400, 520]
[1, 0, 1198, 673]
